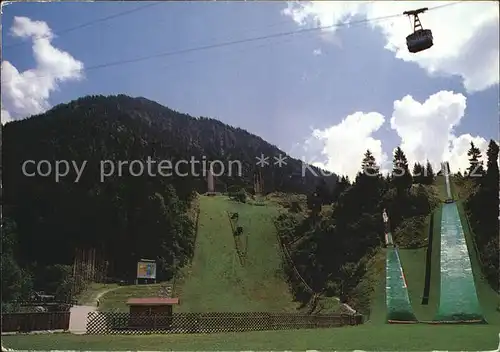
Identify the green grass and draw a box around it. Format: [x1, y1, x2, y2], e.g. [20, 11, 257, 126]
[434, 175, 449, 201]
[398, 206, 442, 322]
[97, 283, 169, 312]
[350, 249, 386, 323]
[174, 195, 299, 313]
[3, 325, 498, 351]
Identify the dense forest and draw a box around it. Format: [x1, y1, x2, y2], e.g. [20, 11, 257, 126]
[1, 94, 336, 306]
[275, 147, 439, 312]
[459, 140, 499, 291]
[1, 94, 497, 314]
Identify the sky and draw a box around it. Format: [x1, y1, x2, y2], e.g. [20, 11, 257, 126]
[1, 1, 499, 179]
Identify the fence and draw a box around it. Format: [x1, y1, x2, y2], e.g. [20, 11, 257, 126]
[86, 311, 362, 334]
[1, 312, 70, 333]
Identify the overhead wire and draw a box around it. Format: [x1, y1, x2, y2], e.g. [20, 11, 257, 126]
[3, 2, 164, 50]
[1, 1, 464, 85]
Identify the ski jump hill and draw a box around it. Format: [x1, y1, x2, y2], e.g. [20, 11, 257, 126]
[383, 162, 487, 324]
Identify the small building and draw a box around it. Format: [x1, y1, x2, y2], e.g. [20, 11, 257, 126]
[126, 297, 179, 329]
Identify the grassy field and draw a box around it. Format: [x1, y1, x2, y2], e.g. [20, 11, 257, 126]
[3, 325, 498, 351]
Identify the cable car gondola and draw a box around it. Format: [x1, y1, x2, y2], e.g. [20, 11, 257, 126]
[403, 7, 433, 54]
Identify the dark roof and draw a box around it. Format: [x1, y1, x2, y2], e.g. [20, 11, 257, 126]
[126, 297, 179, 306]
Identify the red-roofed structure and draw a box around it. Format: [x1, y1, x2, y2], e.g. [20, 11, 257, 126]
[127, 296, 179, 329]
[126, 297, 179, 306]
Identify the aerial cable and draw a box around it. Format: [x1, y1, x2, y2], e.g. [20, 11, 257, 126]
[3, 2, 164, 50]
[1, 1, 463, 84]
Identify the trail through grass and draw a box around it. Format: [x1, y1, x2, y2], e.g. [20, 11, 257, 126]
[76, 283, 119, 306]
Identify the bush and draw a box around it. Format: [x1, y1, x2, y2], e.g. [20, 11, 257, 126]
[234, 189, 247, 203]
[290, 201, 302, 213]
[393, 216, 427, 248]
[234, 226, 243, 236]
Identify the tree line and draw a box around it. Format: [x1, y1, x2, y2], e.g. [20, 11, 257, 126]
[275, 147, 439, 312]
[459, 140, 499, 291]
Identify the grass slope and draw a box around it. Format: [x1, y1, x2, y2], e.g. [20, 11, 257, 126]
[398, 206, 442, 322]
[175, 195, 298, 312]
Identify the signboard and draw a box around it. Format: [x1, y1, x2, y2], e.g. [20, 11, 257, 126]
[137, 260, 156, 279]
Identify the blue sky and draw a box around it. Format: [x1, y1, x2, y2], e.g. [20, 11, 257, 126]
[2, 1, 498, 178]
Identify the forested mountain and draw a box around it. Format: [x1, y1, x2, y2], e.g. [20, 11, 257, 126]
[1, 94, 337, 303]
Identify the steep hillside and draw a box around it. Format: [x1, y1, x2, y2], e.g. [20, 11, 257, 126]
[2, 94, 337, 301]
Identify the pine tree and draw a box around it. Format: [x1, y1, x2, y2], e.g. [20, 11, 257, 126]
[392, 147, 412, 194]
[316, 178, 332, 205]
[332, 175, 350, 202]
[484, 139, 499, 190]
[466, 139, 499, 291]
[361, 150, 379, 176]
[412, 162, 424, 184]
[424, 160, 434, 185]
[467, 141, 485, 179]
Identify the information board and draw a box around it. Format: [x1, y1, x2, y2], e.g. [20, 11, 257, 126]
[137, 261, 156, 279]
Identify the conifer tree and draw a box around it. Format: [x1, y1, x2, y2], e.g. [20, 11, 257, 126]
[392, 147, 412, 194]
[467, 141, 485, 179]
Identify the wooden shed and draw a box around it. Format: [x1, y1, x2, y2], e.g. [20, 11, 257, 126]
[126, 297, 179, 329]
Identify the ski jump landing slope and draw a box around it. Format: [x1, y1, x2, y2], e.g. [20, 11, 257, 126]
[385, 244, 418, 323]
[433, 163, 485, 323]
[383, 209, 417, 323]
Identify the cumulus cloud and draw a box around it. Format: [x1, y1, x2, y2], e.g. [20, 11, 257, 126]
[282, 1, 499, 93]
[391, 91, 488, 172]
[302, 111, 389, 179]
[300, 90, 489, 179]
[1, 16, 84, 124]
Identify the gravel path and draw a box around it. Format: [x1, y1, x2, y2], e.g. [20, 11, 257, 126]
[68, 287, 118, 334]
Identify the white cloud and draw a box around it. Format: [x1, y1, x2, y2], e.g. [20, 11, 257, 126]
[313, 48, 322, 56]
[302, 111, 389, 179]
[300, 90, 489, 179]
[1, 109, 13, 124]
[390, 90, 488, 173]
[282, 1, 499, 93]
[447, 134, 488, 173]
[1, 16, 84, 124]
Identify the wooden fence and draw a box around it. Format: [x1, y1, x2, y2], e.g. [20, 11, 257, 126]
[1, 312, 70, 332]
[87, 311, 362, 334]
